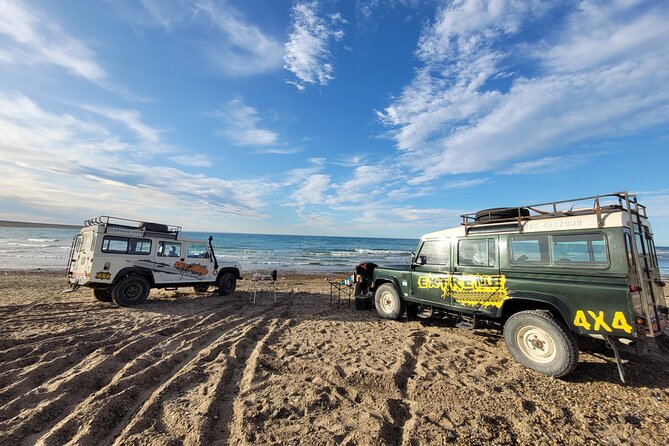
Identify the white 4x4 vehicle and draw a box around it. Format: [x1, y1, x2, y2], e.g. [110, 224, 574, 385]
[67, 216, 241, 306]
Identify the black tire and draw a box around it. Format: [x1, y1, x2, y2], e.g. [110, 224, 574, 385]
[475, 207, 529, 222]
[193, 284, 210, 293]
[218, 272, 237, 296]
[93, 288, 112, 302]
[504, 310, 578, 377]
[112, 276, 150, 307]
[374, 283, 405, 321]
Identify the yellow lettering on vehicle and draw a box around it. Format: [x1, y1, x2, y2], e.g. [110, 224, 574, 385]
[573, 310, 633, 333]
[611, 312, 633, 334]
[573, 310, 591, 330]
[587, 310, 612, 332]
[415, 273, 509, 308]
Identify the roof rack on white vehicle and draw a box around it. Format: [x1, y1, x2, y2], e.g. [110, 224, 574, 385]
[84, 216, 182, 238]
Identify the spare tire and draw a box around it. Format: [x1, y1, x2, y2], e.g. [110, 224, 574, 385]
[475, 207, 529, 222]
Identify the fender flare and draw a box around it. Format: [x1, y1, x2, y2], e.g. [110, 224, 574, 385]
[500, 291, 574, 328]
[373, 275, 402, 295]
[114, 267, 156, 286]
[216, 267, 242, 282]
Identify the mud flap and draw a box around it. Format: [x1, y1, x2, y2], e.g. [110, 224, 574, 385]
[605, 336, 625, 384]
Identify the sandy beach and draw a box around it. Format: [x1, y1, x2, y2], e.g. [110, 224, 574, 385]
[1, 270, 668, 445]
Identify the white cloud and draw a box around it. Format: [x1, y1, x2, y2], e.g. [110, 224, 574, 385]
[115, 0, 283, 77]
[0, 0, 107, 82]
[290, 174, 332, 206]
[377, 0, 669, 182]
[168, 154, 211, 167]
[284, 1, 347, 90]
[0, 92, 272, 220]
[78, 105, 162, 144]
[212, 99, 279, 146]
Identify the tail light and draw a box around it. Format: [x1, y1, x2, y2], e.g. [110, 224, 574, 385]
[635, 317, 646, 326]
[630, 284, 641, 293]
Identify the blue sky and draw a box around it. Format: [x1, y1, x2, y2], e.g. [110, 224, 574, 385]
[0, 0, 668, 242]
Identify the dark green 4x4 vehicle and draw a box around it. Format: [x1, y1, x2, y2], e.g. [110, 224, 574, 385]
[358, 192, 668, 380]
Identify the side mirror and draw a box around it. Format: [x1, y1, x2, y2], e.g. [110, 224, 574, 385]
[418, 255, 427, 265]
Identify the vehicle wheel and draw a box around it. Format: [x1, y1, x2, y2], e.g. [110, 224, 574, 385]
[475, 207, 529, 222]
[193, 284, 210, 293]
[93, 288, 112, 302]
[374, 283, 405, 320]
[218, 272, 237, 296]
[112, 276, 150, 307]
[504, 310, 578, 377]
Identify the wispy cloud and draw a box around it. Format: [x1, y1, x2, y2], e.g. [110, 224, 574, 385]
[115, 0, 283, 77]
[377, 0, 669, 182]
[211, 99, 280, 147]
[0, 0, 106, 82]
[284, 1, 347, 91]
[78, 104, 163, 145]
[0, 91, 272, 220]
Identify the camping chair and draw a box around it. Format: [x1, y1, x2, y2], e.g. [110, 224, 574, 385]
[250, 269, 278, 303]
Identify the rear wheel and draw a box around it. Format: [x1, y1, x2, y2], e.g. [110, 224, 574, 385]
[218, 272, 237, 296]
[93, 288, 112, 302]
[374, 283, 405, 320]
[112, 276, 150, 307]
[504, 310, 578, 377]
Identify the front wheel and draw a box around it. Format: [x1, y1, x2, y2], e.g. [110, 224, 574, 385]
[112, 276, 150, 307]
[218, 272, 237, 296]
[503, 310, 578, 377]
[374, 283, 405, 320]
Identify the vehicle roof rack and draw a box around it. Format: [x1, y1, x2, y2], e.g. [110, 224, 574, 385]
[84, 216, 182, 238]
[461, 192, 647, 234]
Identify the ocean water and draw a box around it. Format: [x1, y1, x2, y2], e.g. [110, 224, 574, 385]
[0, 227, 417, 273]
[1, 227, 668, 277]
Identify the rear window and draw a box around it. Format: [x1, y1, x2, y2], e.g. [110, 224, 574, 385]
[101, 236, 152, 255]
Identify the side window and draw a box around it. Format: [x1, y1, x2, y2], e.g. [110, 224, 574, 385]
[458, 239, 496, 267]
[509, 235, 550, 265]
[159, 241, 182, 258]
[102, 236, 152, 255]
[552, 233, 608, 266]
[102, 236, 129, 253]
[128, 239, 152, 255]
[187, 243, 210, 259]
[418, 239, 450, 265]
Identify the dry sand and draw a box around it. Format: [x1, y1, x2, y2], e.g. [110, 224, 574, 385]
[1, 270, 668, 446]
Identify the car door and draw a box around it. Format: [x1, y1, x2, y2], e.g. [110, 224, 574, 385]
[181, 242, 215, 283]
[154, 240, 184, 283]
[450, 236, 507, 314]
[410, 238, 452, 307]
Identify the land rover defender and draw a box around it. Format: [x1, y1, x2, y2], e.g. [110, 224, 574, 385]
[67, 216, 242, 306]
[358, 192, 668, 380]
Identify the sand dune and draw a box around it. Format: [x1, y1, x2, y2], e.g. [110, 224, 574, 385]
[1, 271, 668, 445]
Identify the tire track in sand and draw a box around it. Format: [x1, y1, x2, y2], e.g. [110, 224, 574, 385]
[1, 304, 253, 446]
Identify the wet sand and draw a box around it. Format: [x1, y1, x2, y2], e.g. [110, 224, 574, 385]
[1, 271, 668, 445]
